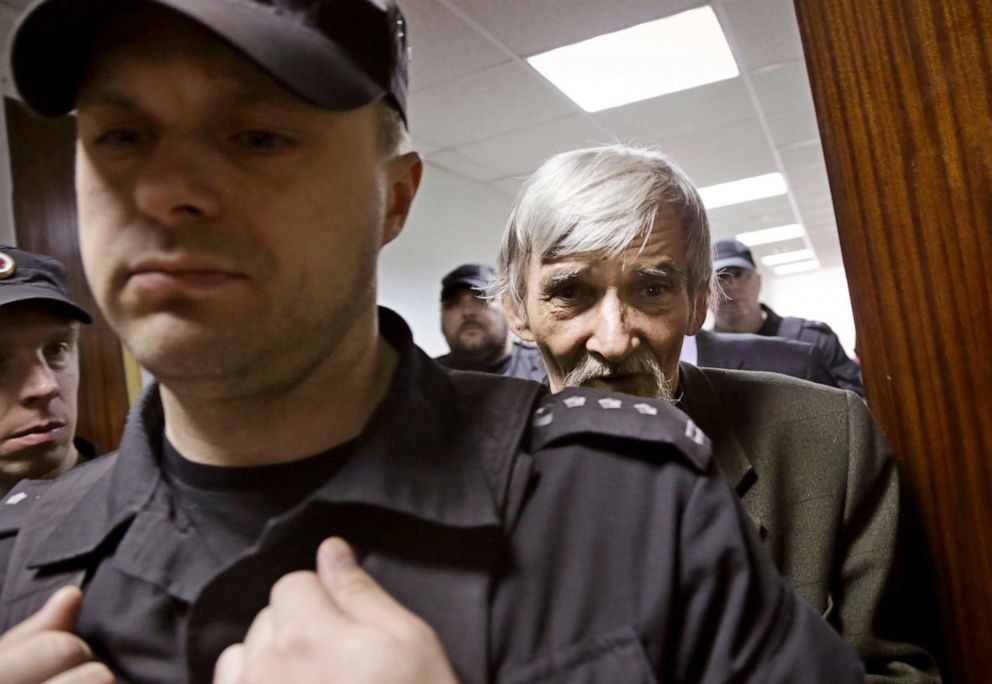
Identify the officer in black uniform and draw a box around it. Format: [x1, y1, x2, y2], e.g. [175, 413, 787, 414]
[0, 246, 97, 499]
[434, 264, 546, 382]
[711, 238, 865, 396]
[0, 1, 864, 682]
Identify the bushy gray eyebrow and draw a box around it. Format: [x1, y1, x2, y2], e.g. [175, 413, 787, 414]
[634, 262, 685, 280]
[539, 266, 589, 294]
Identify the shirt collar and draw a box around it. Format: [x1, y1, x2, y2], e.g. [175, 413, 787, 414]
[29, 308, 501, 567]
[309, 308, 501, 528]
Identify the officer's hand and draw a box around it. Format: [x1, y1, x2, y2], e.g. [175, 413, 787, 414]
[0, 585, 114, 684]
[213, 537, 459, 684]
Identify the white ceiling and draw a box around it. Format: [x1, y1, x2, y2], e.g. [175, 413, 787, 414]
[399, 0, 842, 272]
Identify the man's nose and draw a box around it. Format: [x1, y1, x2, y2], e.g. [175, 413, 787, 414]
[133, 141, 222, 227]
[585, 295, 638, 362]
[21, 359, 60, 405]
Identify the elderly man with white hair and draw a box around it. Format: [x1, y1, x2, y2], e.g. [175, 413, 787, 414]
[496, 144, 941, 683]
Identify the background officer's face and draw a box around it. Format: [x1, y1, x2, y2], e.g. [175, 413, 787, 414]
[0, 302, 80, 488]
[73, 8, 414, 395]
[511, 211, 706, 400]
[714, 267, 762, 328]
[440, 289, 509, 358]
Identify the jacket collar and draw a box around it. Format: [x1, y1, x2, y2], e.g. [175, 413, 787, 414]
[29, 308, 501, 568]
[678, 361, 754, 493]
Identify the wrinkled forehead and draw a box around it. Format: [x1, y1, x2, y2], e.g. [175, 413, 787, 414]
[537, 207, 686, 266]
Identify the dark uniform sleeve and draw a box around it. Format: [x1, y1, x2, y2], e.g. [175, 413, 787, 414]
[520, 389, 865, 682]
[672, 463, 866, 682]
[805, 344, 841, 388]
[798, 321, 865, 397]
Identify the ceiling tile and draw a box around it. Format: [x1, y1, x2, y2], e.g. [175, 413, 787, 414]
[788, 163, 833, 199]
[720, 0, 806, 70]
[779, 138, 826, 172]
[454, 114, 609, 177]
[426, 150, 504, 182]
[765, 107, 821, 148]
[450, 0, 699, 57]
[407, 61, 577, 148]
[592, 77, 755, 143]
[706, 194, 795, 237]
[656, 118, 777, 187]
[401, 0, 511, 91]
[750, 59, 815, 115]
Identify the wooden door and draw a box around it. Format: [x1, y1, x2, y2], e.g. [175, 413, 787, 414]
[794, 1, 992, 680]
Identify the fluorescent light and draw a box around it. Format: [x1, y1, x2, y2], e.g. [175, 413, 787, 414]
[526, 6, 739, 113]
[773, 259, 820, 276]
[736, 223, 806, 246]
[699, 173, 787, 210]
[762, 249, 815, 266]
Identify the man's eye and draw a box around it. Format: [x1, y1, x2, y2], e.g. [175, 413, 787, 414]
[642, 283, 670, 298]
[231, 130, 296, 151]
[94, 129, 145, 149]
[551, 285, 580, 301]
[43, 341, 71, 361]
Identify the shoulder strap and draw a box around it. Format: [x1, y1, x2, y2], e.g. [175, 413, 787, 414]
[777, 316, 806, 340]
[446, 371, 545, 518]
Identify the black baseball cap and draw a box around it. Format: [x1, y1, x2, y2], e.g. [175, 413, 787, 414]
[713, 238, 756, 272]
[440, 264, 494, 302]
[8, 0, 410, 123]
[0, 246, 92, 324]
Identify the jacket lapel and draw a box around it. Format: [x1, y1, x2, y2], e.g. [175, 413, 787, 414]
[678, 363, 765, 538]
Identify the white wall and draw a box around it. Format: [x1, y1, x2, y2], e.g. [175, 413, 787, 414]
[378, 162, 515, 357]
[762, 264, 858, 356]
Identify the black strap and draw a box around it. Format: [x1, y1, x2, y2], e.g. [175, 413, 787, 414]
[446, 371, 545, 519]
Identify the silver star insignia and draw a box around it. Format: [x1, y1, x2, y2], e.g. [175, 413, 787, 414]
[633, 403, 658, 416]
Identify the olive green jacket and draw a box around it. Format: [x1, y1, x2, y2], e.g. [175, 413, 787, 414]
[679, 363, 941, 683]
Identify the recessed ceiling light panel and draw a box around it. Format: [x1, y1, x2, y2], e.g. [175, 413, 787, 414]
[773, 259, 820, 276]
[736, 223, 806, 246]
[526, 6, 739, 113]
[699, 173, 788, 210]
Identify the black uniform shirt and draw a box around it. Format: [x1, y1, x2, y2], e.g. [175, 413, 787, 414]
[757, 303, 865, 396]
[0, 309, 864, 683]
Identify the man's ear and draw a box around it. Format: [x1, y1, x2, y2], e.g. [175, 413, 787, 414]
[687, 293, 708, 335]
[381, 152, 423, 247]
[503, 295, 535, 342]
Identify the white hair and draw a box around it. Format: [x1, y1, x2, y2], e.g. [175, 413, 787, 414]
[495, 144, 716, 325]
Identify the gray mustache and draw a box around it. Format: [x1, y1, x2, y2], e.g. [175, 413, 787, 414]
[563, 353, 673, 401]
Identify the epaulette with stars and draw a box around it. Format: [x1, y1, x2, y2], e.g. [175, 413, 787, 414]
[528, 387, 712, 473]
